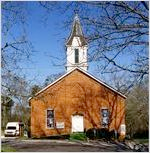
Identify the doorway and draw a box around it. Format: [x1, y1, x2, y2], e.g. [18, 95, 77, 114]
[72, 115, 84, 132]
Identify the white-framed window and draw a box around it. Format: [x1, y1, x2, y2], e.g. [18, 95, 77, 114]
[47, 109, 54, 128]
[75, 48, 79, 63]
[101, 108, 109, 127]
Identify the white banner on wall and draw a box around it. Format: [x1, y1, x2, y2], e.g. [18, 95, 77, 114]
[56, 122, 64, 129]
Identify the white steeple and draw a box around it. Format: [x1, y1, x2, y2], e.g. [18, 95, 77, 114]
[65, 13, 88, 72]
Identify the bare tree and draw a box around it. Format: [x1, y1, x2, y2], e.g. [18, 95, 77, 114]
[1, 2, 34, 114]
[30, 85, 42, 97]
[1, 71, 32, 130]
[44, 72, 65, 87]
[84, 2, 148, 77]
[39, 1, 148, 92]
[1, 1, 33, 72]
[126, 78, 148, 138]
[1, 96, 14, 129]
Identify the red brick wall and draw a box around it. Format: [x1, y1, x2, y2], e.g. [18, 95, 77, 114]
[30, 69, 125, 137]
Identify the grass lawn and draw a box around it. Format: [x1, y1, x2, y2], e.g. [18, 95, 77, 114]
[134, 139, 149, 144]
[1, 144, 16, 152]
[69, 132, 87, 141]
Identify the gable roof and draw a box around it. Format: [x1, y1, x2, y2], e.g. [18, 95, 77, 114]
[66, 13, 87, 46]
[29, 67, 126, 101]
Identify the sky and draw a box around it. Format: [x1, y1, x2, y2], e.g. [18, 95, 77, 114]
[8, 1, 99, 86]
[19, 2, 70, 84]
[2, 1, 147, 89]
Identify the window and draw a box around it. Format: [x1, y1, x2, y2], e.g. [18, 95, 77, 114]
[75, 49, 79, 63]
[101, 109, 109, 127]
[47, 110, 54, 128]
[7, 126, 16, 130]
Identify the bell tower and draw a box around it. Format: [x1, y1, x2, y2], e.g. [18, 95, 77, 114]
[65, 13, 88, 72]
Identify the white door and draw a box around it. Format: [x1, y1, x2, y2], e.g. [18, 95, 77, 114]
[72, 115, 84, 132]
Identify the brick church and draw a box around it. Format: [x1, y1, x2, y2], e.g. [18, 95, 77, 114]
[29, 13, 126, 138]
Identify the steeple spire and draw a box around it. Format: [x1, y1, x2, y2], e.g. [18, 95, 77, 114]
[65, 12, 88, 72]
[74, 9, 79, 21]
[66, 12, 87, 46]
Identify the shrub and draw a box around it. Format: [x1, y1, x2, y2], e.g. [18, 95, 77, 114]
[133, 130, 149, 139]
[108, 130, 119, 139]
[86, 128, 97, 139]
[86, 128, 119, 140]
[97, 128, 109, 139]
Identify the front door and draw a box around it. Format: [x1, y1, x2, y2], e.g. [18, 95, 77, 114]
[72, 115, 84, 132]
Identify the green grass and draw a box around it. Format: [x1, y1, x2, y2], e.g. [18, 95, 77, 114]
[1, 144, 16, 152]
[70, 132, 87, 141]
[134, 139, 149, 144]
[18, 136, 29, 140]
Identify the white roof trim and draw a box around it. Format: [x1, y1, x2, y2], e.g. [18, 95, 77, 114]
[76, 67, 126, 98]
[30, 68, 77, 99]
[30, 67, 126, 100]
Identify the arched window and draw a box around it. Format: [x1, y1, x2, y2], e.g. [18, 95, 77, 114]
[75, 49, 79, 63]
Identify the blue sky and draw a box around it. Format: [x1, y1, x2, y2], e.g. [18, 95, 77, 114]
[3, 1, 147, 88]
[20, 2, 68, 84]
[13, 2, 99, 85]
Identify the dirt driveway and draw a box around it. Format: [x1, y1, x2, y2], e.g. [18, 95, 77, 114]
[2, 137, 133, 152]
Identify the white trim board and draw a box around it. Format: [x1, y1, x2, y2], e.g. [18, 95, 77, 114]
[29, 67, 126, 100]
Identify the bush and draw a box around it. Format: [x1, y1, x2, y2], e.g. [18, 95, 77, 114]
[86, 128, 119, 140]
[86, 128, 97, 139]
[97, 128, 109, 139]
[27, 130, 31, 138]
[70, 132, 87, 141]
[108, 130, 119, 139]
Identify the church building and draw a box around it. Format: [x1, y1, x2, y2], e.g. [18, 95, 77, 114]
[29, 13, 126, 138]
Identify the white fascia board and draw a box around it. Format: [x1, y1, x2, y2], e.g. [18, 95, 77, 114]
[29, 68, 77, 101]
[76, 67, 127, 99]
[28, 97, 32, 101]
[29, 67, 126, 101]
